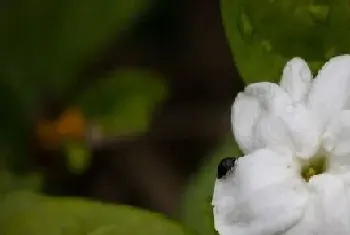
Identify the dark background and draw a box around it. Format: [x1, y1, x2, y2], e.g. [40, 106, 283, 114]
[0, 0, 244, 221]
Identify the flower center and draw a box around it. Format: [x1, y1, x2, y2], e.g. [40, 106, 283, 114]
[300, 155, 327, 182]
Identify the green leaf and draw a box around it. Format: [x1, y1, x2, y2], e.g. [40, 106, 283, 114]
[77, 69, 167, 135]
[221, 0, 350, 84]
[1, 0, 151, 103]
[180, 137, 241, 235]
[0, 192, 193, 235]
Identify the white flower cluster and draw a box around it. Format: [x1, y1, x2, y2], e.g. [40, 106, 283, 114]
[212, 55, 350, 235]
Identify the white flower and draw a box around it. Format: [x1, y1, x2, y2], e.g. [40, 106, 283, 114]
[212, 55, 350, 235]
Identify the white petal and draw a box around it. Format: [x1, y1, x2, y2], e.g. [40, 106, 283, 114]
[308, 174, 350, 235]
[282, 196, 318, 235]
[280, 105, 320, 159]
[233, 82, 320, 158]
[322, 110, 350, 172]
[254, 104, 320, 160]
[212, 149, 308, 235]
[285, 174, 350, 235]
[231, 93, 263, 154]
[253, 112, 295, 153]
[280, 57, 312, 103]
[232, 82, 293, 154]
[244, 82, 292, 113]
[212, 176, 238, 235]
[307, 55, 350, 128]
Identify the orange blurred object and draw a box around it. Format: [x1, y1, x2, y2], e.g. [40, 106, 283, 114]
[36, 107, 87, 149]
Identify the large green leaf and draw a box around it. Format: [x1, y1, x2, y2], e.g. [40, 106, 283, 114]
[77, 69, 167, 135]
[180, 137, 241, 235]
[0, 191, 193, 235]
[221, 0, 350, 84]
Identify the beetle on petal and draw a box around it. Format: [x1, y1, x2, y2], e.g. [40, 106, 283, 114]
[217, 157, 237, 179]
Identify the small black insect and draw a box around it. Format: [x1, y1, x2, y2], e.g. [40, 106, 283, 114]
[217, 157, 236, 179]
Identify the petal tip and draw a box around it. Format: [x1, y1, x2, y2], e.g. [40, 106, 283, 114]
[322, 54, 350, 69]
[287, 57, 308, 66]
[282, 57, 311, 81]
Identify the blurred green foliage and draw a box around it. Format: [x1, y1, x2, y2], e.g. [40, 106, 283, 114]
[0, 0, 150, 97]
[0, 0, 153, 169]
[181, 137, 241, 235]
[0, 0, 303, 233]
[0, 137, 243, 235]
[0, 170, 42, 195]
[221, 0, 350, 84]
[65, 70, 166, 175]
[0, 1, 189, 233]
[64, 141, 91, 175]
[0, 191, 194, 235]
[77, 69, 167, 136]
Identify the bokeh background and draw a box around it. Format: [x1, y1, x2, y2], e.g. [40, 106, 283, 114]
[3, 0, 345, 234]
[0, 0, 243, 234]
